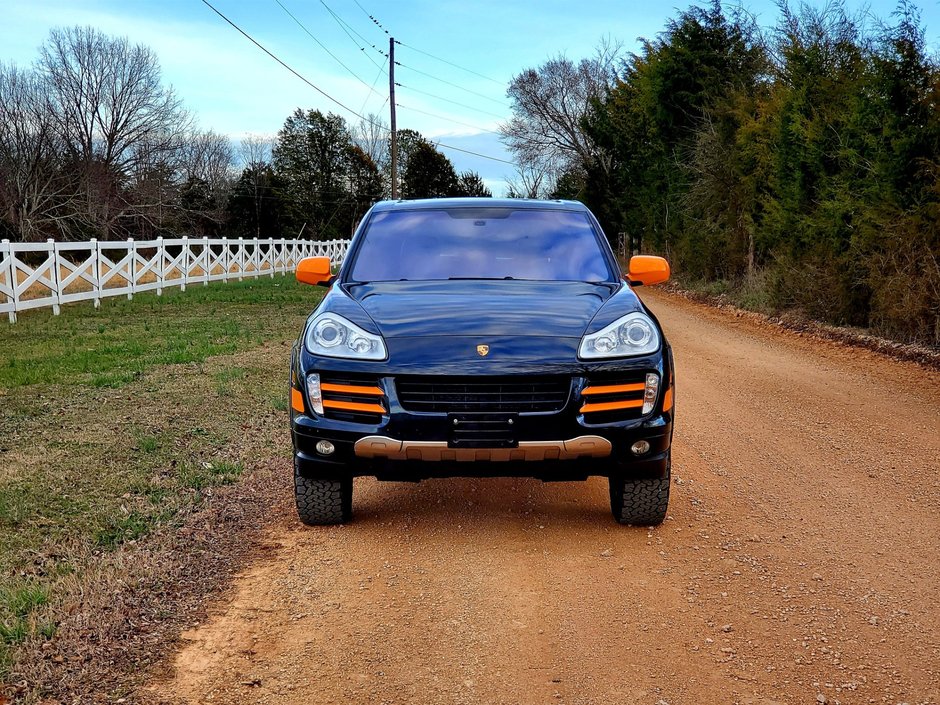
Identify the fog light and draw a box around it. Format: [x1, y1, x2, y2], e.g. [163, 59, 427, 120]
[315, 440, 335, 456]
[631, 440, 650, 455]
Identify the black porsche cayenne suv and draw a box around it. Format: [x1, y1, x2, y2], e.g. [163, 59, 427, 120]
[289, 198, 674, 526]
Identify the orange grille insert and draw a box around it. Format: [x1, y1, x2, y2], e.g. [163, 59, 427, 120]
[322, 399, 386, 414]
[580, 399, 644, 414]
[320, 382, 384, 396]
[581, 383, 646, 396]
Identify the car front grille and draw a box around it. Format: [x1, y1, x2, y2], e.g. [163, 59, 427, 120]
[395, 376, 571, 413]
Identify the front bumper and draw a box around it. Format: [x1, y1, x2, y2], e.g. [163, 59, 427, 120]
[290, 340, 674, 482]
[291, 392, 672, 482]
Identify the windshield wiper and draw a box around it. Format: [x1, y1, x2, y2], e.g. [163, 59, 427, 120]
[447, 276, 518, 281]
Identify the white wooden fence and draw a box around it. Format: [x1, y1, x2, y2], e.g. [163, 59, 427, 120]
[0, 236, 349, 323]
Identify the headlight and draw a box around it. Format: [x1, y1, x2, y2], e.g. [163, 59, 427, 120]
[579, 312, 660, 359]
[304, 313, 387, 360]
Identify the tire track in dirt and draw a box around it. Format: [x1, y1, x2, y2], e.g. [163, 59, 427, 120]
[150, 288, 940, 705]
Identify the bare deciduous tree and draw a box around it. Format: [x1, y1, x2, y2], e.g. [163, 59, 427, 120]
[0, 62, 77, 241]
[239, 134, 273, 170]
[500, 39, 621, 188]
[236, 134, 275, 238]
[353, 113, 389, 176]
[183, 130, 234, 190]
[38, 26, 188, 237]
[505, 161, 555, 199]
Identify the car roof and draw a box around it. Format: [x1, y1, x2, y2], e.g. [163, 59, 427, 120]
[369, 198, 590, 212]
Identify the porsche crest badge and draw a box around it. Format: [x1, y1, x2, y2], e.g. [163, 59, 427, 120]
[476, 344, 490, 357]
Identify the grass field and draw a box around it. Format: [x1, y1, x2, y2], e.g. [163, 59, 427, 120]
[0, 275, 322, 687]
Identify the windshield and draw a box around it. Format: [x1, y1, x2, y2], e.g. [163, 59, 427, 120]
[349, 207, 613, 282]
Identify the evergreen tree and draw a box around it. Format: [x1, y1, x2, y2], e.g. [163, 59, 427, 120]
[401, 142, 459, 199]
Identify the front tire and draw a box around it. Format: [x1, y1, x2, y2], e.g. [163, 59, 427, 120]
[294, 462, 352, 525]
[609, 455, 670, 526]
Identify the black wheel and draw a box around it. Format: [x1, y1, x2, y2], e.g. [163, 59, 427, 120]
[294, 461, 352, 525]
[609, 455, 670, 526]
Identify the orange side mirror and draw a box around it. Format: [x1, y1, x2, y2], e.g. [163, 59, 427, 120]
[296, 256, 333, 286]
[627, 255, 670, 286]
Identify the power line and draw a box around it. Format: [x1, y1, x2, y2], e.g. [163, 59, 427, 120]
[201, 0, 371, 122]
[343, 0, 505, 86]
[352, 0, 390, 35]
[396, 61, 508, 107]
[316, 0, 386, 70]
[395, 103, 499, 135]
[358, 57, 389, 115]
[301, 2, 509, 123]
[273, 0, 382, 100]
[396, 40, 504, 86]
[375, 93, 390, 115]
[309, 1, 509, 124]
[396, 83, 505, 120]
[434, 141, 513, 165]
[200, 0, 513, 165]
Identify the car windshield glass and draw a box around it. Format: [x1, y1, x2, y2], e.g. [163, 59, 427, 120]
[349, 208, 613, 282]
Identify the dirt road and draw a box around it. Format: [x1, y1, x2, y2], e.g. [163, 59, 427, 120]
[152, 289, 940, 705]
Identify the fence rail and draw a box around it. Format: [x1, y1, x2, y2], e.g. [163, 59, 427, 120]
[0, 236, 349, 323]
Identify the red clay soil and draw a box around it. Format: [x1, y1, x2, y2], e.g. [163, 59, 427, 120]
[149, 287, 940, 705]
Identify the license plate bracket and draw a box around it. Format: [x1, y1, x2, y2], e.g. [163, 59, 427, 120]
[448, 412, 518, 448]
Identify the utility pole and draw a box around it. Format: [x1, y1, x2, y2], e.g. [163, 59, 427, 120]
[389, 36, 398, 199]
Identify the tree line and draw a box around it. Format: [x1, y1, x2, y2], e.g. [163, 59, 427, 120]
[0, 26, 490, 245]
[502, 1, 939, 345]
[229, 114, 490, 242]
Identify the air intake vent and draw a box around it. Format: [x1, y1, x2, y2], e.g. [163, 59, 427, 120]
[580, 371, 652, 423]
[320, 374, 386, 424]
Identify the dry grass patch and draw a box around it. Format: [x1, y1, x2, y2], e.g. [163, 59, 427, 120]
[0, 276, 322, 702]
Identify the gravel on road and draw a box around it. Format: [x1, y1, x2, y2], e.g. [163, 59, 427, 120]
[152, 287, 940, 705]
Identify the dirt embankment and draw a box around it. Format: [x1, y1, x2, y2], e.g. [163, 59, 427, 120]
[144, 287, 940, 705]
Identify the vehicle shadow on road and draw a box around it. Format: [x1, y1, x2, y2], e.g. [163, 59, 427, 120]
[347, 476, 618, 531]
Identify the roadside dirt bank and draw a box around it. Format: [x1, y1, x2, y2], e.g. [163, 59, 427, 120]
[663, 282, 940, 371]
[151, 287, 940, 705]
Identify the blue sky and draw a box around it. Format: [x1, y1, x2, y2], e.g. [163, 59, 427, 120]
[3, 0, 938, 195]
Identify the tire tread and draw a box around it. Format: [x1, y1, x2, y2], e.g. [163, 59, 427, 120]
[609, 475, 670, 526]
[294, 466, 352, 525]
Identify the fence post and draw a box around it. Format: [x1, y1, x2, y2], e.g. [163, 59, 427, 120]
[47, 239, 61, 315]
[127, 238, 135, 300]
[156, 236, 164, 296]
[90, 239, 100, 309]
[1, 239, 14, 323]
[268, 237, 275, 278]
[181, 236, 188, 292]
[237, 237, 244, 281]
[203, 236, 210, 286]
[252, 237, 259, 279]
[11, 242, 21, 323]
[221, 236, 228, 284]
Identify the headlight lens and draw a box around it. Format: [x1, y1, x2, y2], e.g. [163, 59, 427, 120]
[313, 318, 345, 348]
[579, 312, 660, 359]
[304, 313, 387, 360]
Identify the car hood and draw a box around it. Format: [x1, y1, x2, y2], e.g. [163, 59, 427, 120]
[344, 280, 618, 339]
